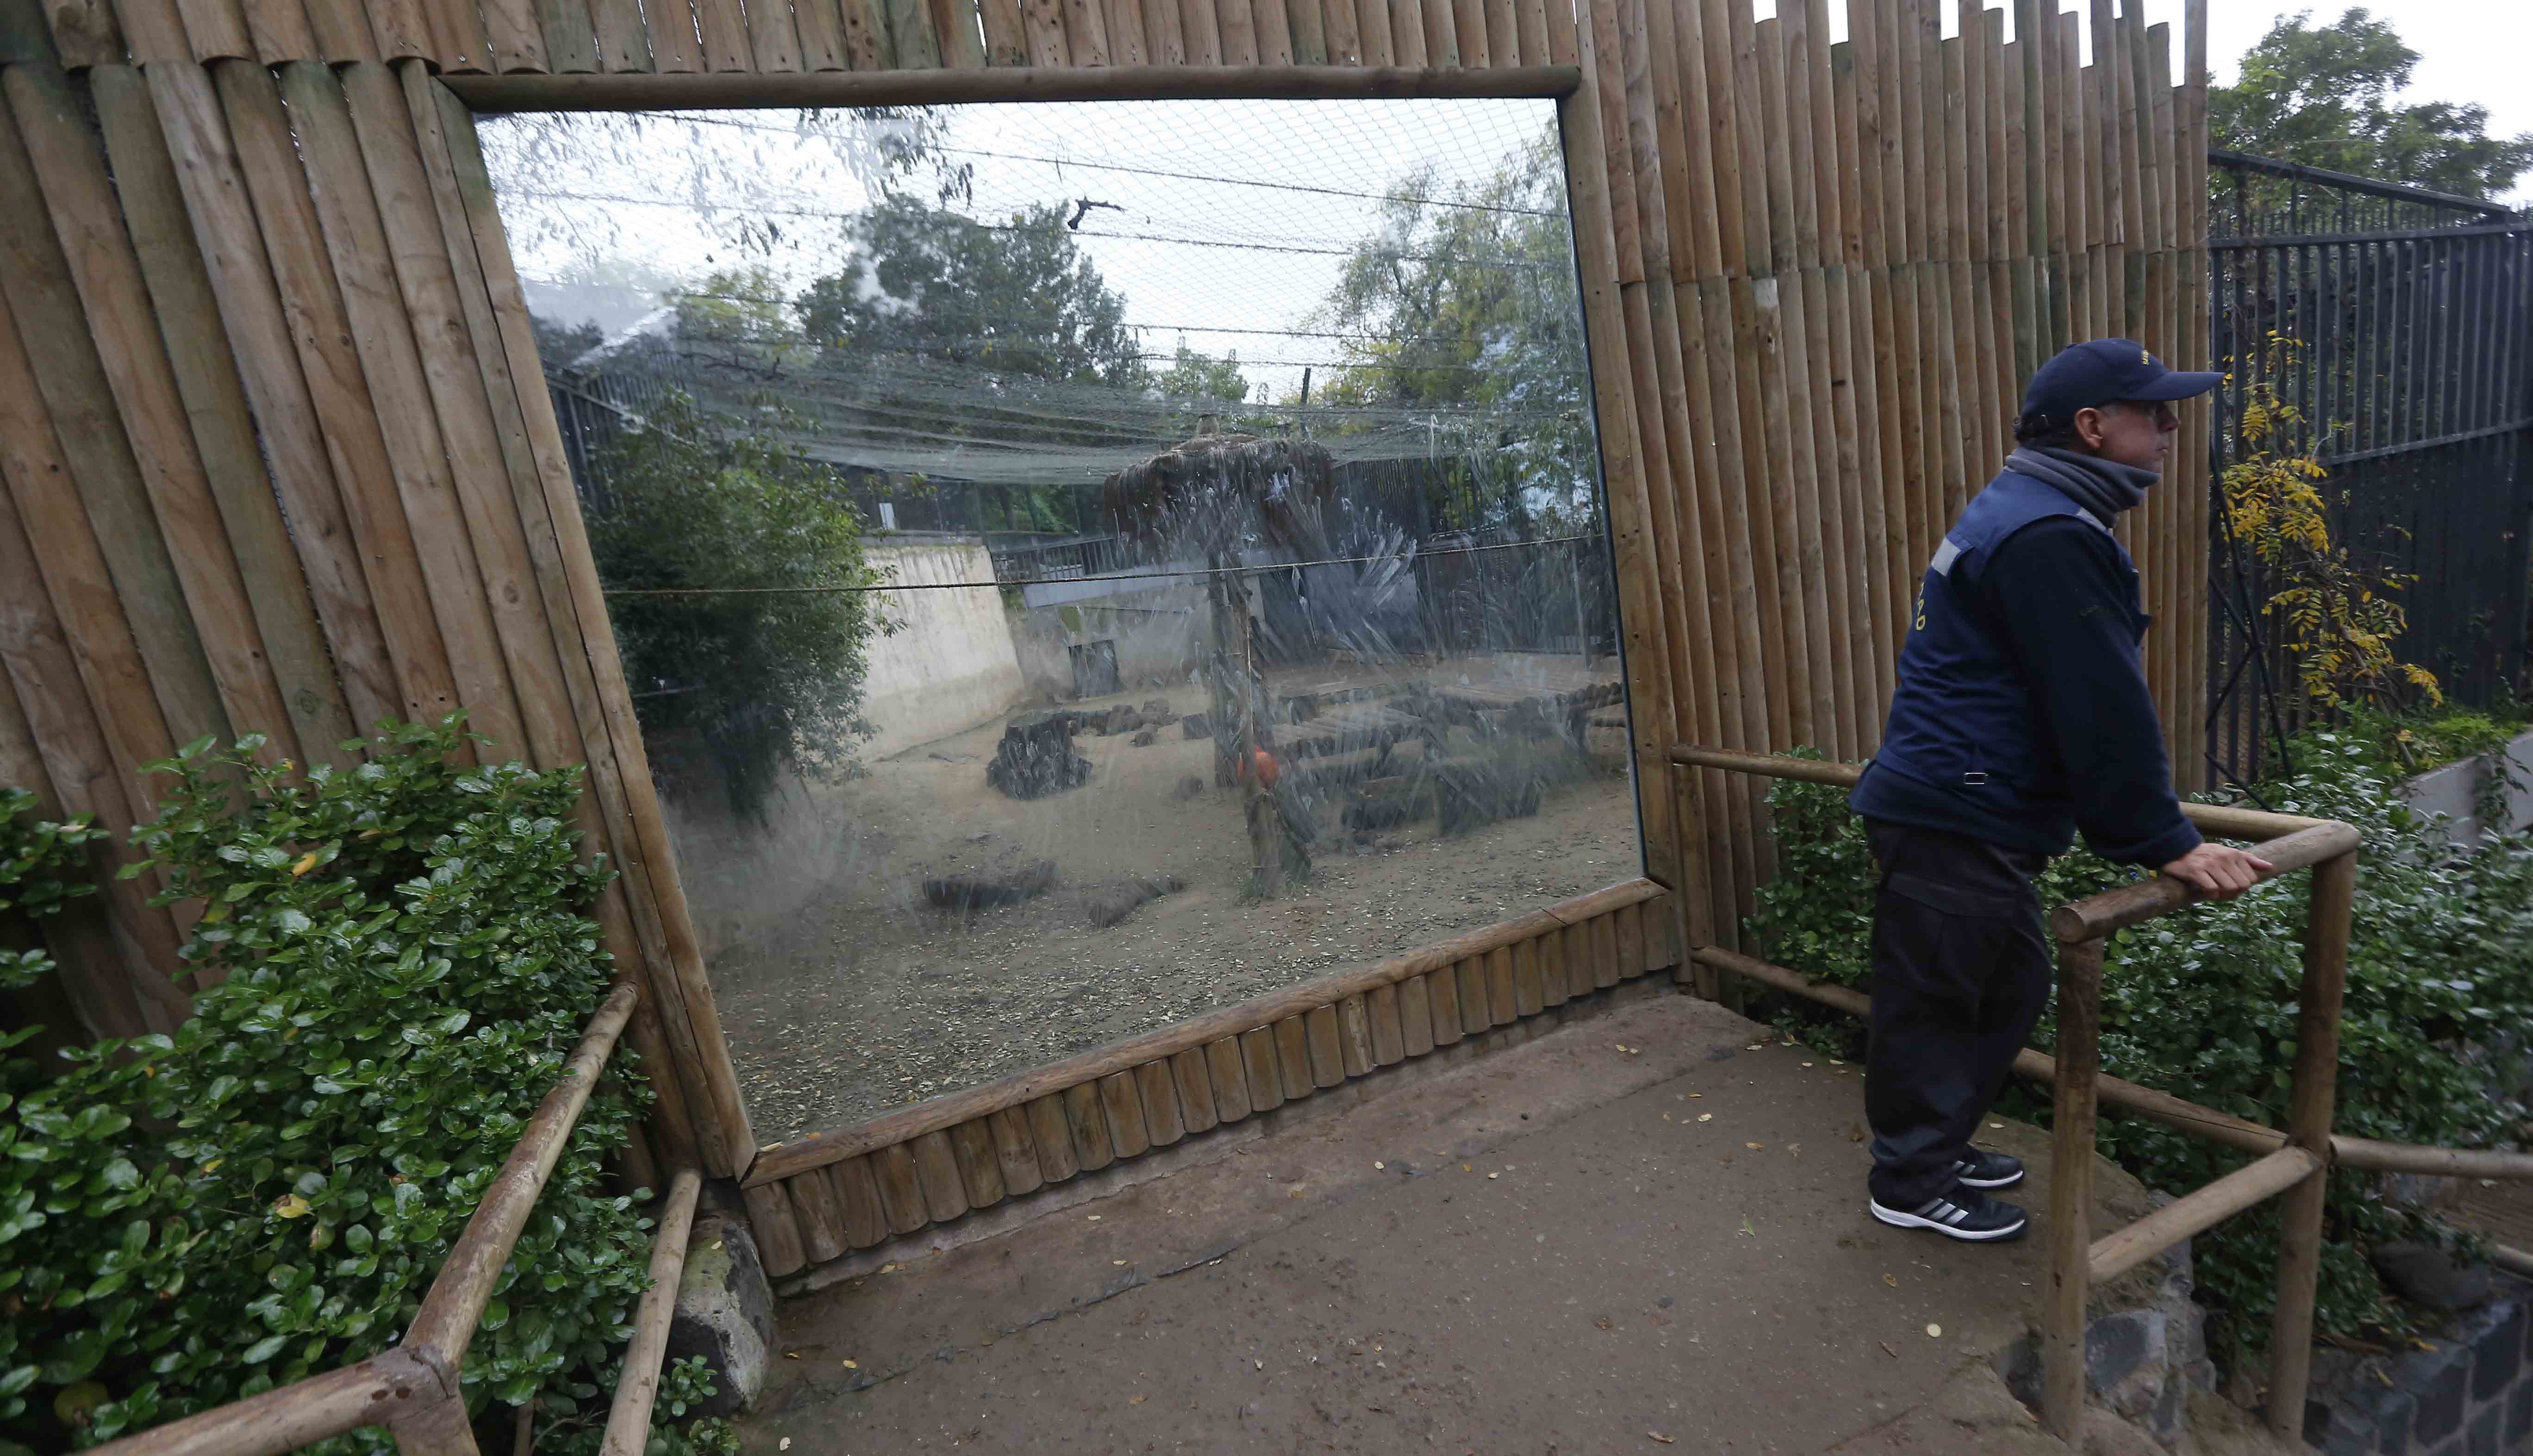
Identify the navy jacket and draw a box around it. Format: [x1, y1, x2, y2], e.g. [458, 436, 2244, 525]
[1849, 468, 2202, 868]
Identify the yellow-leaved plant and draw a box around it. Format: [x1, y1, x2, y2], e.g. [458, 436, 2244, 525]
[2220, 337, 2441, 712]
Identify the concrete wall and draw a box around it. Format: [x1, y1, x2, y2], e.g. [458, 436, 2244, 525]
[2398, 729, 2533, 846]
[1008, 579, 1209, 703]
[860, 537, 1029, 761]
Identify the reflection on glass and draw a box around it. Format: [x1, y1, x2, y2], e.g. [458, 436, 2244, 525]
[481, 98, 1642, 1141]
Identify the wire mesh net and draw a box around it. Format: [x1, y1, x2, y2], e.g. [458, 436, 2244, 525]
[481, 98, 1641, 1141]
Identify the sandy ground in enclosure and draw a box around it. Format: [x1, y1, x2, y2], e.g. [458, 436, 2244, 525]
[670, 661, 1643, 1143]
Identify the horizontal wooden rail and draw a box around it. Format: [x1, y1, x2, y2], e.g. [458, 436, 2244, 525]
[1689, 944, 1868, 1018]
[1693, 944, 2533, 1178]
[1668, 744, 2386, 1446]
[442, 64, 1585, 113]
[601, 1167, 704, 1456]
[1691, 944, 2290, 1156]
[2332, 1137, 2533, 1181]
[1664, 746, 2336, 842]
[744, 877, 1666, 1187]
[2048, 822, 2362, 942]
[78, 1350, 443, 1456]
[2088, 1146, 2321, 1285]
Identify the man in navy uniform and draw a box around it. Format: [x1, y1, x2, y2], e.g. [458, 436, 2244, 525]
[1848, 338, 2273, 1243]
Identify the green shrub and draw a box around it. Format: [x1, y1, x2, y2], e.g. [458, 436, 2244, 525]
[586, 395, 890, 823]
[0, 722, 734, 1456]
[1745, 734, 2533, 1362]
[0, 787, 107, 989]
[2338, 703, 2530, 775]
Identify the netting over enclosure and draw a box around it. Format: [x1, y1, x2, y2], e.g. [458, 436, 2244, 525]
[482, 98, 1635, 1143]
[491, 98, 1591, 498]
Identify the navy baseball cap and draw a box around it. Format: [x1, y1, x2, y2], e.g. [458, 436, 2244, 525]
[2019, 338, 2222, 429]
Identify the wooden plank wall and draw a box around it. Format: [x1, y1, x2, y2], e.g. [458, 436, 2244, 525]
[0, 1, 756, 1184]
[0, 0, 2208, 1275]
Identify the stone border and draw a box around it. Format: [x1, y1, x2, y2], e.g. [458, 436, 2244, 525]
[1999, 1192, 2217, 1450]
[2307, 1274, 2533, 1455]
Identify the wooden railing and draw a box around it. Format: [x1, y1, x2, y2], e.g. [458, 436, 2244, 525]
[82, 981, 705, 1456]
[1668, 746, 2533, 1446]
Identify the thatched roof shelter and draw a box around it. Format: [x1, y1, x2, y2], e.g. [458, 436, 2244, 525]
[1101, 426, 1339, 559]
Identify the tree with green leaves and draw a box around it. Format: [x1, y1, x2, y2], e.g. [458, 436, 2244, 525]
[672, 265, 804, 358]
[795, 196, 1147, 389]
[585, 397, 890, 821]
[1310, 128, 1595, 535]
[1156, 340, 1250, 406]
[2213, 7, 2533, 200]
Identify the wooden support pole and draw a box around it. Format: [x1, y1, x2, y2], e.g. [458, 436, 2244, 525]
[599, 1167, 703, 1456]
[80, 1351, 444, 1456]
[410, 983, 641, 1321]
[1558, 12, 1680, 888]
[2088, 1146, 2318, 1287]
[2041, 933, 2104, 1444]
[2266, 849, 2358, 1444]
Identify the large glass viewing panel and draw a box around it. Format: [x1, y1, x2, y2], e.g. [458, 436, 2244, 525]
[481, 96, 1643, 1141]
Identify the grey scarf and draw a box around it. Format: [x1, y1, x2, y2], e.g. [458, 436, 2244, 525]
[2005, 446, 2159, 523]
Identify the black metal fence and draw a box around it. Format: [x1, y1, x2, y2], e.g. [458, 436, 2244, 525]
[2206, 152, 2533, 785]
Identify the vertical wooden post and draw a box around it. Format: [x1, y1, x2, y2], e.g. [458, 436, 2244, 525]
[2043, 932, 2104, 1442]
[1558, 27, 1680, 891]
[2266, 850, 2358, 1443]
[1231, 564, 1281, 896]
[389, 1392, 481, 1456]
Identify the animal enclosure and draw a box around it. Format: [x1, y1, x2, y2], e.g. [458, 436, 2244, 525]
[480, 97, 1641, 1137]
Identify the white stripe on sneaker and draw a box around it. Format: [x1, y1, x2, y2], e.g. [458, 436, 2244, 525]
[1869, 1195, 2029, 1243]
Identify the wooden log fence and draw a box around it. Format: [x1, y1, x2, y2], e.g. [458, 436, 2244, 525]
[1671, 746, 2533, 1447]
[0, 0, 2224, 1429]
[76, 982, 705, 1456]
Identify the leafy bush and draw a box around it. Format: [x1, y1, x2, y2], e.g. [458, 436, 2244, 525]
[2340, 701, 2530, 776]
[1746, 735, 2533, 1362]
[0, 722, 733, 1456]
[2220, 336, 2440, 713]
[586, 396, 890, 823]
[0, 787, 106, 989]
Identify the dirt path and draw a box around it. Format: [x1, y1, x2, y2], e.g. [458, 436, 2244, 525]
[744, 994, 2177, 1456]
[677, 667, 1643, 1142]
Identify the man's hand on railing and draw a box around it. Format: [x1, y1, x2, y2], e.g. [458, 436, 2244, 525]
[2159, 843, 2276, 900]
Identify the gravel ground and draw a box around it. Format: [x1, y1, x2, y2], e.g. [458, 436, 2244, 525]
[674, 667, 1644, 1143]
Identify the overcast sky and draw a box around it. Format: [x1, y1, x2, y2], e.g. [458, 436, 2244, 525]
[486, 97, 1561, 404]
[485, 0, 2528, 415]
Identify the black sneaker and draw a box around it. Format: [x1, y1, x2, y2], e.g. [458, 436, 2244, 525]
[1869, 1187, 2030, 1242]
[1953, 1149, 2025, 1189]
